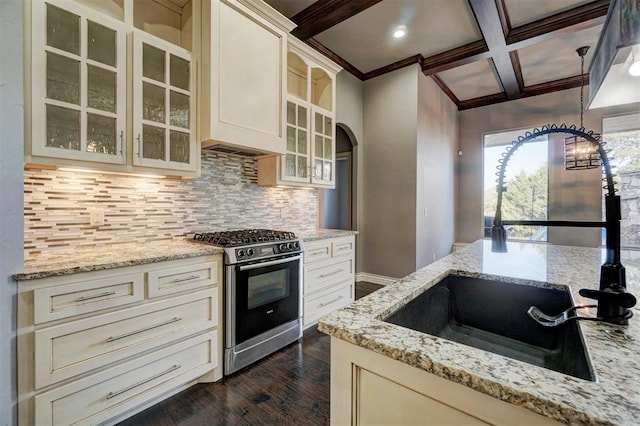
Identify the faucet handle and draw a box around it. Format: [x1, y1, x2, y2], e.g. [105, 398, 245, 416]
[578, 287, 635, 325]
[578, 288, 636, 308]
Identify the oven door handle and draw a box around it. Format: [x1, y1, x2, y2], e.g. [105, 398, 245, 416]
[238, 254, 302, 271]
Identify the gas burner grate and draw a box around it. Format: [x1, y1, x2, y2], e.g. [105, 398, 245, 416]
[193, 229, 297, 247]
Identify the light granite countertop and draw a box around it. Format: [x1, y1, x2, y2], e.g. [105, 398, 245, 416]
[14, 238, 223, 281]
[297, 228, 358, 242]
[14, 228, 356, 281]
[318, 239, 640, 425]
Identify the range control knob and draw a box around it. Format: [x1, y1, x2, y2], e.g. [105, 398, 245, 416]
[246, 248, 255, 257]
[286, 242, 293, 250]
[293, 241, 300, 250]
[279, 243, 287, 252]
[236, 249, 245, 258]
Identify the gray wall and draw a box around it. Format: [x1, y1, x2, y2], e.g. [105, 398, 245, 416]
[335, 70, 364, 271]
[457, 88, 640, 244]
[0, 0, 24, 423]
[417, 74, 457, 267]
[360, 65, 457, 278]
[362, 66, 419, 277]
[336, 71, 363, 148]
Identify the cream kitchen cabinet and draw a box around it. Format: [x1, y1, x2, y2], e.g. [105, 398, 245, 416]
[330, 338, 561, 425]
[132, 30, 196, 172]
[17, 254, 223, 426]
[25, 0, 199, 177]
[28, 0, 128, 166]
[303, 235, 355, 328]
[258, 37, 342, 188]
[199, 0, 295, 155]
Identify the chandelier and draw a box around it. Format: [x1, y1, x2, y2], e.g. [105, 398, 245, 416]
[564, 46, 600, 170]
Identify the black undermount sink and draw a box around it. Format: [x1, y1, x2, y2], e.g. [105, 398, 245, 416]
[384, 274, 595, 381]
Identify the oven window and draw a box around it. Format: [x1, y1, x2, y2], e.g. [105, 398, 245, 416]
[247, 269, 289, 309]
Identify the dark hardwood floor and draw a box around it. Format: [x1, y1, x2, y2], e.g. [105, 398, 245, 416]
[355, 281, 384, 300]
[118, 282, 383, 426]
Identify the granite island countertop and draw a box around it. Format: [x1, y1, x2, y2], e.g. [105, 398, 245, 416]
[14, 238, 223, 281]
[318, 239, 640, 425]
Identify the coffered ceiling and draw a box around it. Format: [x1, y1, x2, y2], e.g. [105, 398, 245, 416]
[264, 0, 610, 110]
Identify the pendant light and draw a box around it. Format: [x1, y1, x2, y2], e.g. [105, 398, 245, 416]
[564, 46, 601, 170]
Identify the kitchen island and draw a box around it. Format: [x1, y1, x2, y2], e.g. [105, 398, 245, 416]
[319, 240, 640, 425]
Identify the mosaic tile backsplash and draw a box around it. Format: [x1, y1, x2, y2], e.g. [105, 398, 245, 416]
[24, 152, 319, 256]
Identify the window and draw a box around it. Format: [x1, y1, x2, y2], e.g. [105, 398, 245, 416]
[483, 128, 548, 241]
[603, 113, 640, 249]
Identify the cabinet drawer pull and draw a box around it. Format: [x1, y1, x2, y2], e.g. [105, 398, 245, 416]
[73, 291, 117, 302]
[136, 133, 141, 158]
[172, 275, 199, 284]
[318, 296, 343, 308]
[119, 130, 124, 155]
[318, 269, 343, 279]
[106, 317, 182, 343]
[336, 245, 350, 252]
[310, 249, 326, 256]
[106, 364, 181, 399]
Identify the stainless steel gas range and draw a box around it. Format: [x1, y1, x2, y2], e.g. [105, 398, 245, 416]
[193, 229, 303, 375]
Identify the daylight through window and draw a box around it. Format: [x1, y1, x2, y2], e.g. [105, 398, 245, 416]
[483, 128, 549, 241]
[603, 113, 640, 249]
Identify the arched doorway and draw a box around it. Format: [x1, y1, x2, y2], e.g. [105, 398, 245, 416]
[319, 124, 357, 230]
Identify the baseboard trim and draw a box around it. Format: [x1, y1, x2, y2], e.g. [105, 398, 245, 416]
[355, 273, 397, 286]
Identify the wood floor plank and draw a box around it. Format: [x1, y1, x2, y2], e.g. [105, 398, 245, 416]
[117, 329, 330, 426]
[118, 283, 378, 425]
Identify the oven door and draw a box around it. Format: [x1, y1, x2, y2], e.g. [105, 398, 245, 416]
[227, 254, 301, 347]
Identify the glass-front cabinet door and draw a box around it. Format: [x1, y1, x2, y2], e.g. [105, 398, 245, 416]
[30, 0, 126, 164]
[280, 99, 310, 183]
[132, 31, 196, 172]
[311, 108, 334, 186]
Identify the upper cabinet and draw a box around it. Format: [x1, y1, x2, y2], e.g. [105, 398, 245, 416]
[199, 0, 295, 156]
[132, 31, 196, 172]
[29, 0, 128, 165]
[258, 37, 342, 188]
[26, 0, 199, 177]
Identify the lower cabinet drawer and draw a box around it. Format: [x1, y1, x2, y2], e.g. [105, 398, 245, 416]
[147, 260, 220, 298]
[35, 289, 217, 389]
[332, 237, 354, 257]
[305, 257, 353, 295]
[304, 240, 332, 263]
[35, 331, 217, 426]
[33, 273, 145, 324]
[304, 280, 353, 326]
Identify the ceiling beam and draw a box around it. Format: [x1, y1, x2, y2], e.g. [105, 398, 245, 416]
[421, 40, 490, 75]
[296, 0, 608, 111]
[430, 75, 460, 105]
[457, 74, 590, 111]
[522, 74, 590, 98]
[458, 92, 508, 110]
[505, 0, 609, 50]
[467, 0, 520, 99]
[290, 0, 383, 40]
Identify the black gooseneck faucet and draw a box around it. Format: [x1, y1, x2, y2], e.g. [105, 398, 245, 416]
[490, 125, 636, 325]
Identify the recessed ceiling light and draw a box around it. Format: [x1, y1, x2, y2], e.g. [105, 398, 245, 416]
[393, 26, 406, 39]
